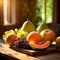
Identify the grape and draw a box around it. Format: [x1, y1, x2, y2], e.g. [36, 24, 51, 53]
[14, 38, 20, 48]
[22, 42, 30, 49]
[14, 38, 31, 49]
[5, 31, 10, 35]
[3, 29, 15, 41]
[9, 30, 15, 33]
[3, 35, 6, 41]
[17, 30, 28, 39]
[19, 39, 31, 49]
[14, 28, 19, 34]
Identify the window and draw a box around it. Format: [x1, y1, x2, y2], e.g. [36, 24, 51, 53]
[3, 0, 16, 26]
[3, 0, 53, 26]
[21, 0, 53, 24]
[36, 0, 53, 23]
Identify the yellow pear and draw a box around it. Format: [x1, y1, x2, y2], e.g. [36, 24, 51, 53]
[20, 20, 36, 33]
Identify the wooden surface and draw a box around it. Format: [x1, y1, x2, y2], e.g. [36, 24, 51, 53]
[10, 45, 56, 56]
[0, 43, 38, 60]
[0, 39, 60, 60]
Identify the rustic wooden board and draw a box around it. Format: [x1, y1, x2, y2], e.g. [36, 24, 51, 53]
[56, 47, 60, 53]
[1, 39, 60, 60]
[0, 39, 57, 60]
[0, 52, 18, 60]
[10, 45, 56, 56]
[0, 43, 41, 60]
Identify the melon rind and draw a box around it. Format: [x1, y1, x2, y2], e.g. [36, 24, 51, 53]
[29, 41, 50, 49]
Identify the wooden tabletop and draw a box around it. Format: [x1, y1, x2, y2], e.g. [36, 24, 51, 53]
[0, 39, 60, 60]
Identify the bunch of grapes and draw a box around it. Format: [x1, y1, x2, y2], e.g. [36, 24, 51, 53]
[14, 38, 31, 49]
[3, 29, 31, 49]
[17, 30, 28, 39]
[3, 29, 18, 41]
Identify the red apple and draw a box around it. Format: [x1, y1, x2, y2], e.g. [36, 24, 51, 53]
[40, 29, 55, 42]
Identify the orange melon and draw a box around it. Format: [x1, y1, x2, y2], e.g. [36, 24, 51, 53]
[27, 31, 42, 42]
[29, 41, 50, 49]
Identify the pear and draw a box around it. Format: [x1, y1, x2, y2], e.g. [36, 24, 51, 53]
[37, 22, 49, 33]
[20, 20, 36, 33]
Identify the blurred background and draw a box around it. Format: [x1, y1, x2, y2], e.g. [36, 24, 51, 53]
[0, 0, 60, 37]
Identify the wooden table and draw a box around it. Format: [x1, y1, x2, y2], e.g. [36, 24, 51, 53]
[0, 39, 60, 60]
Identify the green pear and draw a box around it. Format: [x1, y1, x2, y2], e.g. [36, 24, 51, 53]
[20, 20, 36, 33]
[37, 22, 49, 33]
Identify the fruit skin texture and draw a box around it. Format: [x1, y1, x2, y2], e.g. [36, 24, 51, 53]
[6, 34, 17, 46]
[20, 20, 36, 33]
[29, 41, 50, 49]
[56, 36, 60, 48]
[37, 22, 49, 33]
[27, 31, 42, 42]
[40, 29, 55, 42]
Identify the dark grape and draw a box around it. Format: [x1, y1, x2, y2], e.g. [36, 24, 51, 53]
[19, 39, 31, 49]
[13, 38, 20, 48]
[14, 38, 31, 49]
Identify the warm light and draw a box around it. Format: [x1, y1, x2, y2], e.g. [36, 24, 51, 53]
[3, 0, 16, 25]
[3, 0, 8, 25]
[0, 0, 2, 5]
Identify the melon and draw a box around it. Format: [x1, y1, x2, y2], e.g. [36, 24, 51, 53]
[29, 41, 50, 49]
[27, 31, 42, 42]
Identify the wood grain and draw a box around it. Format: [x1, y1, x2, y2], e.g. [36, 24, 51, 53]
[10, 45, 56, 56]
[0, 39, 60, 60]
[0, 43, 39, 60]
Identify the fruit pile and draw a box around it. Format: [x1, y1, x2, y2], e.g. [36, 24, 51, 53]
[3, 20, 59, 50]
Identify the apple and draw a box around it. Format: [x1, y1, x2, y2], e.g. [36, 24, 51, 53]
[40, 29, 55, 42]
[56, 36, 60, 48]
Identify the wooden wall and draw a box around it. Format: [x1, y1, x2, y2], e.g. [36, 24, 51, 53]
[0, 0, 60, 37]
[0, 0, 3, 26]
[0, 0, 23, 37]
[57, 0, 60, 24]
